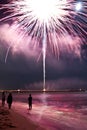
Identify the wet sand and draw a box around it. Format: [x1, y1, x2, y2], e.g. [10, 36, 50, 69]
[0, 105, 45, 130]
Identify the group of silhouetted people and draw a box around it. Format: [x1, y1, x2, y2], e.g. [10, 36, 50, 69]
[2, 91, 13, 109]
[1, 91, 32, 110]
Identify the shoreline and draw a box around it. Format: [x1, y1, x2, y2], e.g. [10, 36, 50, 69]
[0, 105, 45, 130]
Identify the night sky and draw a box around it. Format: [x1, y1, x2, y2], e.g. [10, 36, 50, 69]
[0, 0, 87, 90]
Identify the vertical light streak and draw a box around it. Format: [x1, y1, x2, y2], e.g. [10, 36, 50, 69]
[42, 23, 46, 90]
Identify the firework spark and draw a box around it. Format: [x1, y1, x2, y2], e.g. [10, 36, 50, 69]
[0, 0, 87, 89]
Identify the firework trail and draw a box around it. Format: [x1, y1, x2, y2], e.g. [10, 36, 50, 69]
[43, 24, 46, 90]
[0, 0, 87, 89]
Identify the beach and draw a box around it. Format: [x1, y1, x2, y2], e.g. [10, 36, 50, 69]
[0, 105, 45, 130]
[0, 92, 87, 130]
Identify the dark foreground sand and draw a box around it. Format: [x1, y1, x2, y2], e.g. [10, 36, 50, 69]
[0, 106, 45, 130]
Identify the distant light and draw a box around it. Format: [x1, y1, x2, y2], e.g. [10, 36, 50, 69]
[76, 2, 82, 11]
[43, 88, 46, 92]
[17, 89, 20, 92]
[80, 88, 82, 91]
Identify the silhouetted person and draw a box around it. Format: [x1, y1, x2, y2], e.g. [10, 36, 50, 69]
[2, 91, 6, 107]
[7, 93, 13, 109]
[28, 94, 32, 110]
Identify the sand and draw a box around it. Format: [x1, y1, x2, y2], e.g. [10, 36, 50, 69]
[0, 105, 45, 130]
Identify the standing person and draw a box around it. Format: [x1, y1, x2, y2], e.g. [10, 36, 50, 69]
[7, 93, 13, 109]
[28, 94, 32, 110]
[2, 91, 6, 107]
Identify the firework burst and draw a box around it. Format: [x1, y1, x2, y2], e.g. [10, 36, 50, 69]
[0, 0, 86, 52]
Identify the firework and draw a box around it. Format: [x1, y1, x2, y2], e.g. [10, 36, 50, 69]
[0, 0, 86, 50]
[0, 0, 87, 89]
